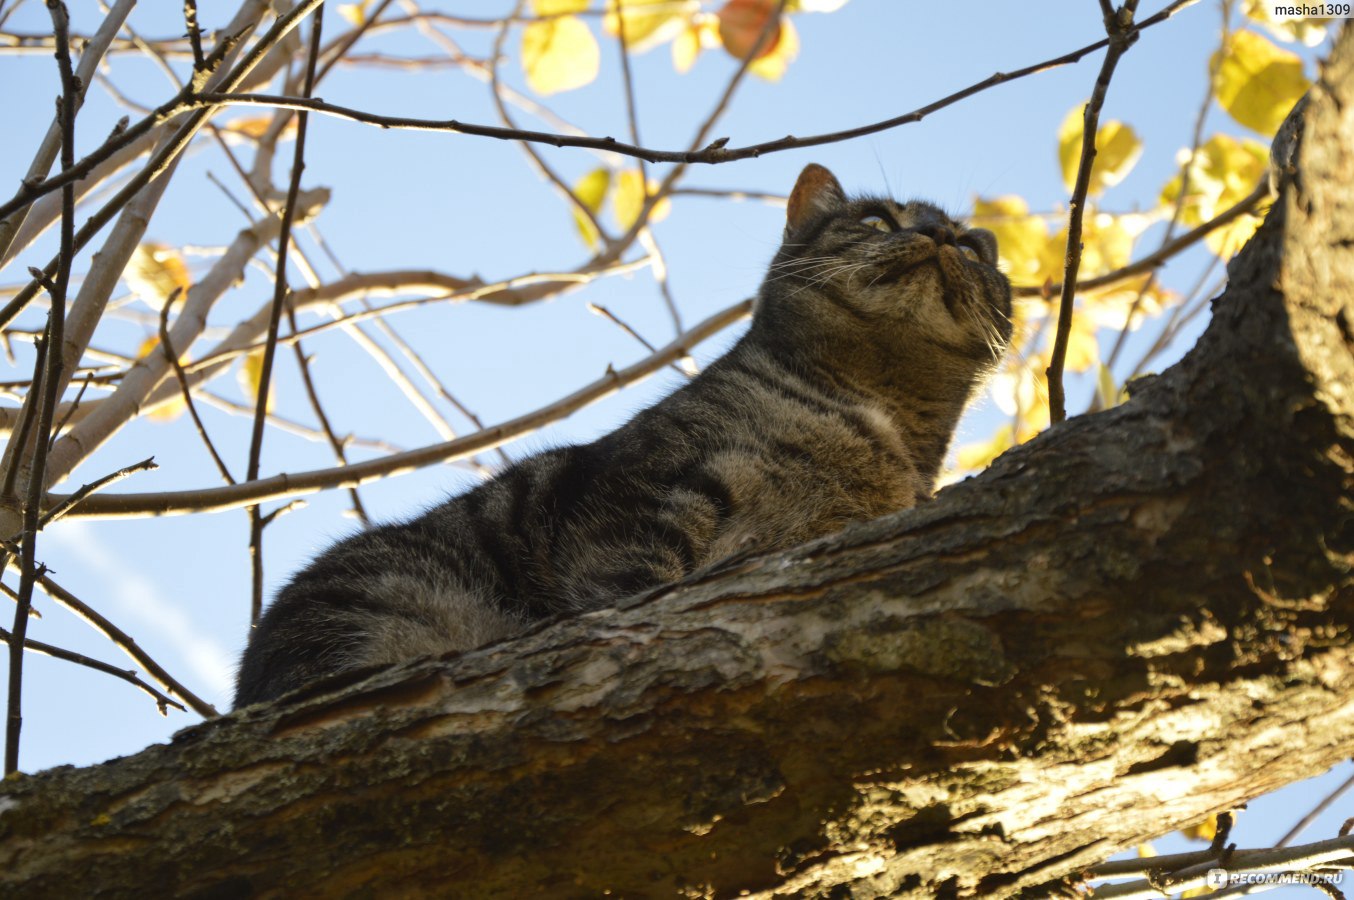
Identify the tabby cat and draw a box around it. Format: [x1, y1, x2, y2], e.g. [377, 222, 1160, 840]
[234, 164, 1013, 707]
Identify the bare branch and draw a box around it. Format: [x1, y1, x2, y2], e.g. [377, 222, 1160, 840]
[0, 624, 186, 715]
[37, 456, 156, 527]
[246, 2, 325, 625]
[52, 298, 755, 519]
[6, 0, 79, 776]
[30, 572, 217, 718]
[1046, 1, 1142, 424]
[159, 298, 235, 485]
[182, 1, 1197, 170]
[0, 0, 135, 265]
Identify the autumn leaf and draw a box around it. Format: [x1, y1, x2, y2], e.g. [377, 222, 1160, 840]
[612, 170, 672, 230]
[1213, 29, 1310, 136]
[239, 349, 276, 415]
[571, 168, 611, 249]
[134, 336, 188, 422]
[1096, 363, 1127, 410]
[337, 0, 373, 27]
[1160, 133, 1269, 257]
[1080, 273, 1168, 332]
[672, 14, 720, 72]
[604, 0, 698, 52]
[532, 0, 589, 13]
[971, 195, 1055, 285]
[1241, 0, 1331, 46]
[749, 15, 798, 81]
[1052, 211, 1143, 279]
[716, 0, 781, 60]
[956, 425, 1015, 473]
[1060, 309, 1101, 374]
[522, 15, 600, 95]
[124, 243, 191, 310]
[1180, 814, 1219, 843]
[1057, 106, 1144, 195]
[990, 360, 1050, 444]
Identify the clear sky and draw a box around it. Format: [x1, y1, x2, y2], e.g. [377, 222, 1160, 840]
[1, 1, 1347, 887]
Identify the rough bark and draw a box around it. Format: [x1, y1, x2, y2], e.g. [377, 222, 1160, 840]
[1, 28, 1351, 900]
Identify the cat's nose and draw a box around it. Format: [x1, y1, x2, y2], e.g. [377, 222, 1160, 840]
[917, 224, 956, 246]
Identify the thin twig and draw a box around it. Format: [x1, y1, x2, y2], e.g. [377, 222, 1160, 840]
[1101, 0, 1227, 379]
[1279, 769, 1354, 847]
[6, 0, 77, 774]
[183, 0, 204, 70]
[53, 298, 756, 518]
[0, 624, 186, 714]
[30, 571, 217, 717]
[1046, 0, 1142, 424]
[1089, 833, 1354, 899]
[0, 0, 135, 266]
[246, 3, 325, 625]
[285, 309, 369, 525]
[486, 0, 610, 247]
[159, 296, 236, 485]
[38, 456, 156, 527]
[176, 0, 1199, 174]
[0, 0, 321, 331]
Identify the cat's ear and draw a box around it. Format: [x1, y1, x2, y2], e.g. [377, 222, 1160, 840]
[785, 164, 847, 235]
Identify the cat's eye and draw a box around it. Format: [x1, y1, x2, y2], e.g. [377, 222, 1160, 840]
[861, 215, 893, 233]
[959, 244, 981, 262]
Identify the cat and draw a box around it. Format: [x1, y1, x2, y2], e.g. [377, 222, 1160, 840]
[233, 164, 1013, 707]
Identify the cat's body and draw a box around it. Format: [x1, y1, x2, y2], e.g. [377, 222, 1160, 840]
[234, 165, 1012, 707]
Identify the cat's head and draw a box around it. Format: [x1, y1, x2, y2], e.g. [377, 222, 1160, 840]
[758, 164, 1013, 366]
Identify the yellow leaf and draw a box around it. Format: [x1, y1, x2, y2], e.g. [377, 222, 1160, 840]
[1160, 134, 1269, 258]
[613, 170, 672, 230]
[1057, 106, 1143, 195]
[785, 0, 849, 10]
[1181, 814, 1219, 843]
[1213, 29, 1310, 136]
[532, 0, 589, 13]
[1080, 273, 1168, 331]
[1136, 842, 1156, 858]
[1095, 362, 1128, 410]
[124, 243, 191, 310]
[521, 15, 600, 95]
[221, 116, 272, 139]
[1241, 0, 1330, 46]
[956, 425, 1015, 473]
[971, 195, 1054, 285]
[672, 20, 703, 72]
[1054, 211, 1139, 278]
[748, 15, 797, 81]
[136, 335, 160, 360]
[1061, 310, 1100, 374]
[990, 361, 1049, 443]
[605, 0, 698, 52]
[239, 350, 275, 415]
[572, 168, 611, 249]
[337, 0, 373, 27]
[148, 394, 186, 422]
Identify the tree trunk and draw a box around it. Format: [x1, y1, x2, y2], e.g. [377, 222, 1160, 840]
[2, 27, 1351, 900]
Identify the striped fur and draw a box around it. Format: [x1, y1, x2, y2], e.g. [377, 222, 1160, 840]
[233, 165, 1013, 707]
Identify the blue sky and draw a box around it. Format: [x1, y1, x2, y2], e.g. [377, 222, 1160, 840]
[1, 1, 1347, 886]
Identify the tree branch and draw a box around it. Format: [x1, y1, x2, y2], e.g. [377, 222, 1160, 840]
[1046, 1, 1141, 424]
[49, 298, 755, 518]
